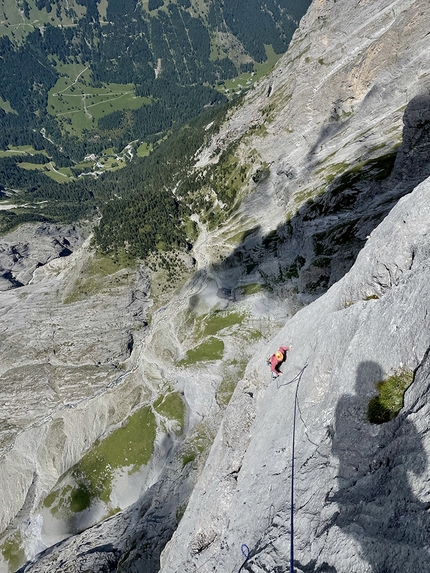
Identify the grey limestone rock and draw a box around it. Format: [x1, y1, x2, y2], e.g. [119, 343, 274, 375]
[0, 229, 151, 551]
[159, 175, 430, 573]
[0, 223, 83, 290]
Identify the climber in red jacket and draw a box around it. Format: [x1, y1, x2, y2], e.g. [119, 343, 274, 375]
[268, 346, 291, 378]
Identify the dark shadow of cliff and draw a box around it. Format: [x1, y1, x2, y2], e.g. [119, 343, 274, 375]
[305, 84, 390, 169]
[331, 360, 430, 572]
[208, 95, 430, 302]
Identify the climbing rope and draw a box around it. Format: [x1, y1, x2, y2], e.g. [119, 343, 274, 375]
[238, 543, 250, 572]
[289, 364, 306, 573]
[234, 357, 310, 573]
[277, 363, 307, 389]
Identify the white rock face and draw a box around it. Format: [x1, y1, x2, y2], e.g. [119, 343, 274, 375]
[0, 225, 150, 550]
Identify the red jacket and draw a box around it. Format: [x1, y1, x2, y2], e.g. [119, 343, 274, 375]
[269, 346, 289, 373]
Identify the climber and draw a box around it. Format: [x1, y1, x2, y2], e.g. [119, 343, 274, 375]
[267, 345, 291, 379]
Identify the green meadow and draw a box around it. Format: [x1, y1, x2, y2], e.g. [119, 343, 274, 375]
[0, 145, 48, 158]
[217, 45, 282, 97]
[137, 142, 153, 157]
[48, 63, 151, 136]
[0, 0, 85, 41]
[43, 406, 157, 515]
[0, 95, 16, 114]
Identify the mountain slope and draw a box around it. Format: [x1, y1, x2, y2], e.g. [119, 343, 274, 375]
[0, 0, 310, 248]
[0, 0, 310, 148]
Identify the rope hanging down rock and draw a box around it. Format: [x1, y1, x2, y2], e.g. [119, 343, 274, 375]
[237, 360, 308, 573]
[288, 364, 307, 573]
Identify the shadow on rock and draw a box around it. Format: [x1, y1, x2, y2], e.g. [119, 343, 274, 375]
[331, 360, 430, 572]
[210, 95, 430, 302]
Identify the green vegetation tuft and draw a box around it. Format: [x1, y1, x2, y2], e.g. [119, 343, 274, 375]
[179, 337, 224, 365]
[367, 368, 414, 424]
[153, 391, 186, 433]
[1, 532, 25, 573]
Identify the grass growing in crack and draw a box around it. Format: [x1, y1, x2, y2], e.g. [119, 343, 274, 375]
[367, 368, 414, 424]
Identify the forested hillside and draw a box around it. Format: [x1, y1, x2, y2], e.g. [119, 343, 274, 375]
[0, 0, 311, 257]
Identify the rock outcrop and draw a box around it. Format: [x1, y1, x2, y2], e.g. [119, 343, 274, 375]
[0, 223, 83, 291]
[0, 227, 151, 563]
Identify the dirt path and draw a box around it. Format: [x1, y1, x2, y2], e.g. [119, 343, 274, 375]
[53, 66, 89, 97]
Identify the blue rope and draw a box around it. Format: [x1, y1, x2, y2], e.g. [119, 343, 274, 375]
[288, 364, 307, 573]
[237, 362, 308, 573]
[277, 366, 305, 388]
[238, 543, 250, 572]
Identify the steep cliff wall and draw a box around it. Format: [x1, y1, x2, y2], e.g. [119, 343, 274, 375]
[159, 173, 430, 572]
[194, 0, 430, 299]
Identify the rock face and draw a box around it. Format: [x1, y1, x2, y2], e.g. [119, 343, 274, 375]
[0, 223, 83, 290]
[3, 0, 430, 571]
[187, 0, 430, 306]
[159, 174, 430, 572]
[0, 226, 151, 562]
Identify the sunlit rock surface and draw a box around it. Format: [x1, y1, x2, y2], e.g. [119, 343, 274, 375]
[159, 176, 430, 573]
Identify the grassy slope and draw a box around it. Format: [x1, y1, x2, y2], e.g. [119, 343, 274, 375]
[48, 63, 151, 137]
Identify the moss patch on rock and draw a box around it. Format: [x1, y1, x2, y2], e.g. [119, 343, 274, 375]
[367, 368, 414, 424]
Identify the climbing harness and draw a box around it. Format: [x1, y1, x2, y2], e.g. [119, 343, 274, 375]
[238, 543, 250, 572]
